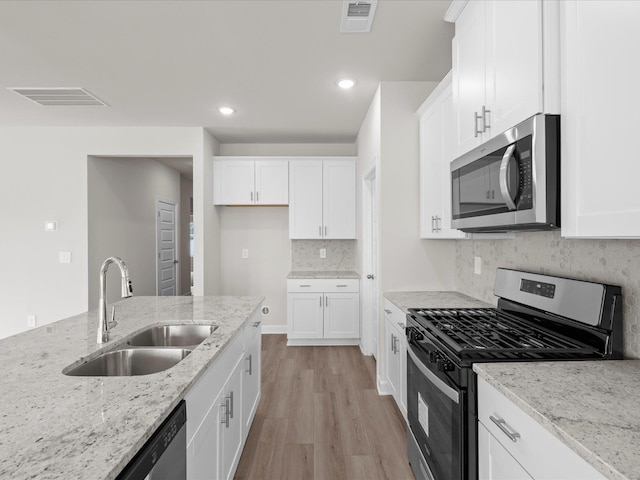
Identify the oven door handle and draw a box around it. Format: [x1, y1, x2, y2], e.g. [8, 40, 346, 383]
[499, 143, 517, 211]
[408, 346, 460, 404]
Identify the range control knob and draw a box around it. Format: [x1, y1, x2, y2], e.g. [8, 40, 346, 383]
[437, 357, 455, 372]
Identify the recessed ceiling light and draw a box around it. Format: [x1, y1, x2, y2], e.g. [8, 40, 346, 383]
[219, 106, 235, 115]
[337, 78, 357, 89]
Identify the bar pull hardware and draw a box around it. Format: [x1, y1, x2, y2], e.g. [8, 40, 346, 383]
[256, 191, 259, 202]
[320, 295, 322, 306]
[431, 215, 436, 232]
[319, 226, 322, 237]
[490, 416, 520, 442]
[251, 191, 253, 202]
[220, 399, 230, 428]
[390, 333, 394, 352]
[325, 296, 328, 307]
[336, 284, 347, 287]
[324, 226, 327, 237]
[482, 105, 491, 132]
[300, 284, 311, 287]
[246, 354, 253, 375]
[384, 309, 392, 315]
[474, 111, 483, 137]
[253, 320, 261, 327]
[228, 391, 234, 419]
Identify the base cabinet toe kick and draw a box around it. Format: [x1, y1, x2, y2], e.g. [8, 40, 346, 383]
[184, 308, 262, 480]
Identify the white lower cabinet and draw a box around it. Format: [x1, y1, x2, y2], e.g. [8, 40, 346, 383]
[287, 279, 359, 345]
[478, 376, 605, 480]
[383, 299, 407, 421]
[185, 309, 262, 480]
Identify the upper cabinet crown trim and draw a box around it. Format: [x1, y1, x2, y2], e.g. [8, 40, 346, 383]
[444, 0, 469, 23]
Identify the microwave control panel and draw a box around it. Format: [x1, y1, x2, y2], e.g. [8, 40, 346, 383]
[516, 136, 533, 210]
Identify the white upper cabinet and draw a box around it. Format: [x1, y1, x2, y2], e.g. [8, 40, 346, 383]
[213, 157, 288, 205]
[449, 0, 558, 157]
[289, 157, 356, 239]
[561, 1, 640, 237]
[418, 72, 467, 239]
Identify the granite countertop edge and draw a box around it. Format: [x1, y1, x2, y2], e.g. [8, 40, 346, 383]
[287, 270, 360, 279]
[383, 290, 495, 312]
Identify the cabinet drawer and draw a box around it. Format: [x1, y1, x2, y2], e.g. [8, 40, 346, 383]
[383, 299, 408, 331]
[244, 308, 262, 346]
[185, 330, 244, 443]
[477, 377, 604, 480]
[287, 279, 359, 293]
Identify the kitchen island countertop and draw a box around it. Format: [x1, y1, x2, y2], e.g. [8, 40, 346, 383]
[474, 360, 640, 480]
[0, 295, 263, 480]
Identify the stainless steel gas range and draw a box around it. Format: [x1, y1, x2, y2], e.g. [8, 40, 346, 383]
[405, 268, 623, 480]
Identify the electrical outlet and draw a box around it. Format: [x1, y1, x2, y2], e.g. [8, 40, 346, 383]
[242, 249, 249, 259]
[474, 256, 482, 275]
[319, 248, 327, 259]
[59, 251, 71, 263]
[27, 315, 36, 328]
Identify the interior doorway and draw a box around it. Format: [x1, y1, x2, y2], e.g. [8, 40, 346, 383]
[156, 198, 178, 295]
[361, 163, 379, 358]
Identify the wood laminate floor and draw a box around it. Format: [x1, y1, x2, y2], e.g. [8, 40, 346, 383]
[235, 335, 416, 480]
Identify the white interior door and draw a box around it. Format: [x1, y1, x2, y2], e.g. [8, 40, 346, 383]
[157, 198, 178, 296]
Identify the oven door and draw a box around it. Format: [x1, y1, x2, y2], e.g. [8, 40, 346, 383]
[407, 340, 465, 480]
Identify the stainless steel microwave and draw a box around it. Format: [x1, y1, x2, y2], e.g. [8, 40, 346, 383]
[450, 113, 560, 233]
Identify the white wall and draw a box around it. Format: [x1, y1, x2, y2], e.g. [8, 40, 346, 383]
[87, 156, 181, 308]
[0, 126, 213, 339]
[379, 81, 457, 292]
[179, 175, 192, 295]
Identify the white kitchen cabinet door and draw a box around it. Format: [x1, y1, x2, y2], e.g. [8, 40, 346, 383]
[213, 160, 254, 205]
[478, 422, 533, 480]
[289, 160, 323, 239]
[255, 160, 288, 205]
[220, 358, 244, 480]
[561, 0, 640, 237]
[323, 160, 357, 239]
[242, 329, 261, 440]
[384, 317, 400, 400]
[287, 292, 324, 339]
[187, 386, 223, 480]
[419, 73, 467, 239]
[323, 292, 359, 339]
[485, 0, 544, 139]
[453, 0, 487, 157]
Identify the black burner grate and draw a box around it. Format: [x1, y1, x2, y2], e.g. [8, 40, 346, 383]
[410, 308, 598, 360]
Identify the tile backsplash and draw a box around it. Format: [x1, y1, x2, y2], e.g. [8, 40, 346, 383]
[291, 240, 356, 271]
[456, 231, 640, 359]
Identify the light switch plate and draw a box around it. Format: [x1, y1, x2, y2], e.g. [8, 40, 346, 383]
[319, 248, 326, 259]
[59, 251, 71, 263]
[44, 221, 58, 232]
[242, 249, 249, 259]
[27, 315, 36, 328]
[474, 256, 482, 275]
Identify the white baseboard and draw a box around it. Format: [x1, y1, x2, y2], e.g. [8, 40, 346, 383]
[286, 338, 360, 347]
[261, 325, 287, 334]
[377, 377, 393, 396]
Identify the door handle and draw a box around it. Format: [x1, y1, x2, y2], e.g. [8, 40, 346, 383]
[499, 144, 518, 210]
[367, 274, 375, 280]
[173, 260, 179, 264]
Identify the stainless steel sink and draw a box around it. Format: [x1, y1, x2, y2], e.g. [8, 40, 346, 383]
[126, 324, 218, 347]
[64, 348, 192, 377]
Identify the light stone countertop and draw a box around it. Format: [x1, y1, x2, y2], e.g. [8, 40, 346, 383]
[384, 290, 494, 313]
[474, 361, 640, 480]
[287, 270, 360, 279]
[0, 295, 263, 480]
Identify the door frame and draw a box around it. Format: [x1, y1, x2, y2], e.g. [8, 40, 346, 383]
[361, 163, 379, 358]
[156, 197, 179, 296]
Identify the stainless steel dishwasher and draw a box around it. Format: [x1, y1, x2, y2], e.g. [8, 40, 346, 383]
[117, 400, 187, 480]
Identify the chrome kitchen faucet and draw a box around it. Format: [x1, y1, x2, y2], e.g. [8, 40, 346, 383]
[97, 256, 133, 344]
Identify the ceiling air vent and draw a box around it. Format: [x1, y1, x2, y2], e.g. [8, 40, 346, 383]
[340, 0, 378, 33]
[7, 87, 108, 107]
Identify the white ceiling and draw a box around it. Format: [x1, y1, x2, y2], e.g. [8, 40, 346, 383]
[0, 0, 453, 143]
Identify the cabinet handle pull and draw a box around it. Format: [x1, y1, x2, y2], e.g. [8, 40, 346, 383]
[253, 320, 261, 327]
[300, 284, 311, 287]
[246, 354, 253, 375]
[325, 296, 328, 307]
[397, 322, 405, 329]
[319, 226, 322, 237]
[390, 333, 395, 352]
[489, 415, 520, 442]
[228, 391, 234, 419]
[474, 111, 483, 137]
[251, 191, 254, 202]
[482, 105, 491, 132]
[384, 309, 392, 315]
[320, 295, 322, 306]
[337, 284, 347, 287]
[324, 226, 327, 237]
[256, 191, 259, 202]
[220, 399, 230, 428]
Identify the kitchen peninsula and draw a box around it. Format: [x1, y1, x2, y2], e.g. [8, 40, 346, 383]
[0, 295, 263, 480]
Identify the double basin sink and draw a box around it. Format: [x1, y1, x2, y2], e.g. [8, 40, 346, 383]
[64, 324, 218, 377]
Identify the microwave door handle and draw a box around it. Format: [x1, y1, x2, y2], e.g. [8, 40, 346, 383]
[499, 144, 517, 210]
